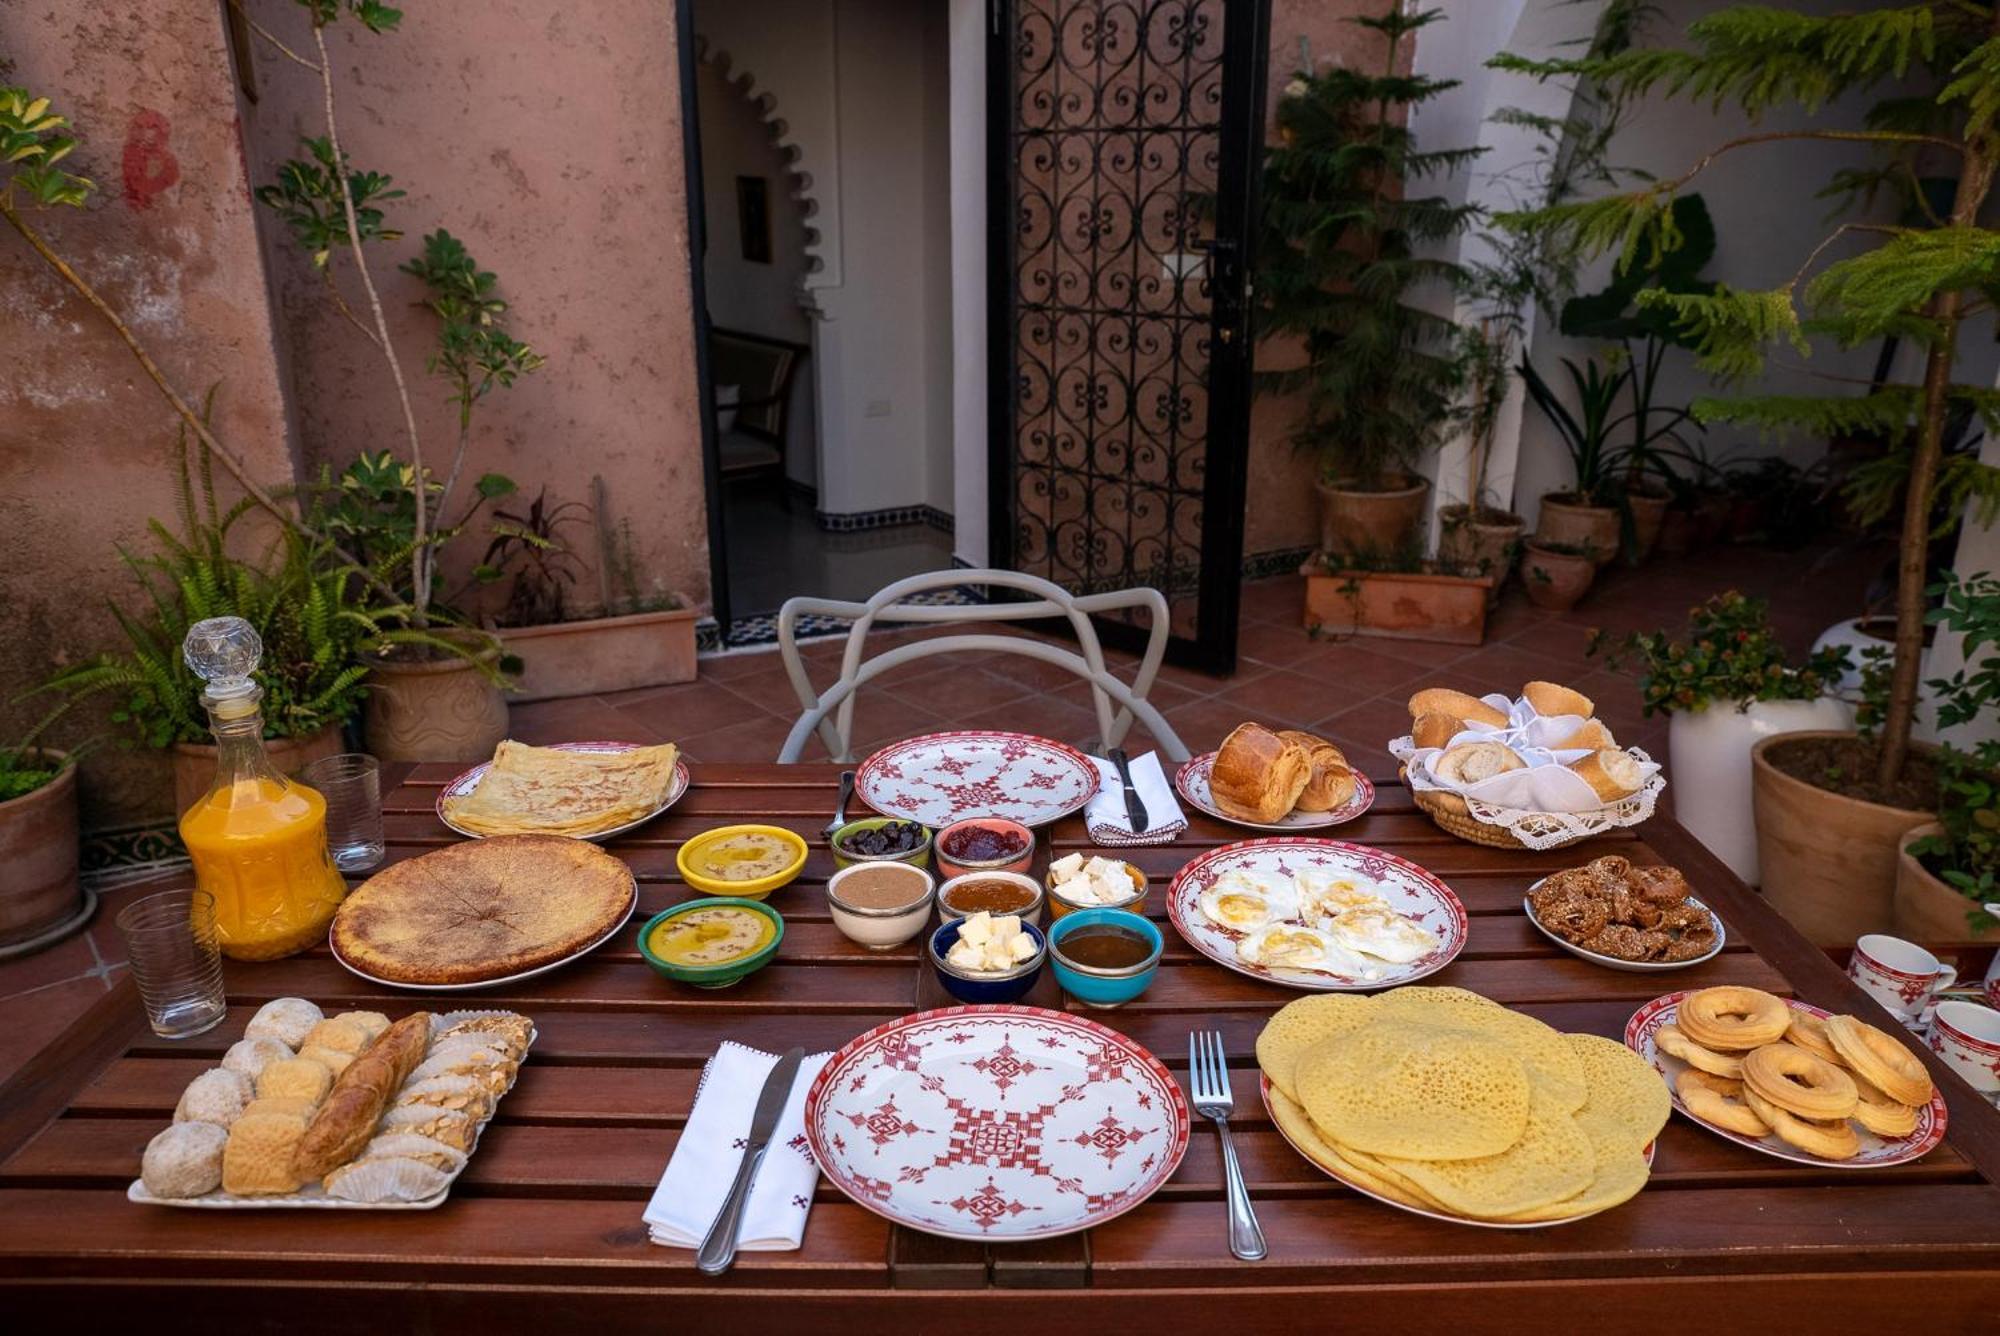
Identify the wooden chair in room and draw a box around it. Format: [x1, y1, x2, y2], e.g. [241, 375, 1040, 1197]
[774, 569, 1190, 763]
[707, 326, 808, 496]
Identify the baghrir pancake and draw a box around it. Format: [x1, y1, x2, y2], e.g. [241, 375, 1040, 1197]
[331, 836, 635, 985]
[441, 740, 682, 838]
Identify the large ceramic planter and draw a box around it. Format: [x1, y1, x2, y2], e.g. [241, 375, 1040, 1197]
[1520, 542, 1595, 612]
[1655, 505, 1698, 558]
[1315, 475, 1430, 561]
[364, 645, 509, 763]
[1536, 492, 1620, 566]
[497, 607, 699, 703]
[1894, 823, 2000, 943]
[1625, 487, 1671, 564]
[1667, 696, 1855, 885]
[1813, 616, 1937, 711]
[1436, 505, 1524, 607]
[170, 724, 345, 820]
[1751, 731, 1934, 947]
[0, 752, 81, 950]
[1302, 567, 1494, 646]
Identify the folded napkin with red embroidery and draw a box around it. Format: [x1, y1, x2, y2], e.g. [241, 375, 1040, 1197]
[643, 1041, 832, 1250]
[1085, 751, 1187, 846]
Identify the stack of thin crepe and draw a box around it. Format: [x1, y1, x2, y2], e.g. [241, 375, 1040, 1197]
[440, 741, 681, 838]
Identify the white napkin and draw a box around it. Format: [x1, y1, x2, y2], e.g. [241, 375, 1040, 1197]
[1086, 751, 1187, 845]
[1398, 692, 1661, 814]
[643, 1042, 832, 1251]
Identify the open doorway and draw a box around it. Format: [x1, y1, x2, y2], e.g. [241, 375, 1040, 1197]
[690, 0, 958, 640]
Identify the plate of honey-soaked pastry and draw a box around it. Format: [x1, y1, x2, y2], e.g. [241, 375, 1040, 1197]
[1175, 722, 1376, 831]
[129, 998, 536, 1209]
[1523, 856, 1725, 972]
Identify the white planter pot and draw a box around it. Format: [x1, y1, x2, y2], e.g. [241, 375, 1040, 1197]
[1668, 695, 1855, 885]
[1813, 617, 1935, 700]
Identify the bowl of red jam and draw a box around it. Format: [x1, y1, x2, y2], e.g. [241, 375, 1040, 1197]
[934, 817, 1034, 880]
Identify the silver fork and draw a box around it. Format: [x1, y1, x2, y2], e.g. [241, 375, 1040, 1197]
[822, 769, 855, 841]
[1189, 1030, 1266, 1261]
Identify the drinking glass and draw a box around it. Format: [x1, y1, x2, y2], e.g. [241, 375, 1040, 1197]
[302, 753, 384, 872]
[116, 889, 226, 1039]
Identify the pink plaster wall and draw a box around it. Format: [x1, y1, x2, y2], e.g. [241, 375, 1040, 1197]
[0, 2, 296, 822]
[234, 0, 711, 617]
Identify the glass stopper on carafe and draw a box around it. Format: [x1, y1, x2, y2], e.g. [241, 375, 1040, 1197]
[183, 616, 264, 719]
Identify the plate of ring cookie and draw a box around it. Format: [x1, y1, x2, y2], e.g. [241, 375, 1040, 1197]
[1625, 985, 1948, 1167]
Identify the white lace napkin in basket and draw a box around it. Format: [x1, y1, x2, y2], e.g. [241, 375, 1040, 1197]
[1086, 751, 1187, 846]
[1388, 692, 1666, 851]
[643, 1042, 832, 1251]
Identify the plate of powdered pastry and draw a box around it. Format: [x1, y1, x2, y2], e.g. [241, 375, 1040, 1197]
[129, 997, 534, 1209]
[1175, 723, 1376, 831]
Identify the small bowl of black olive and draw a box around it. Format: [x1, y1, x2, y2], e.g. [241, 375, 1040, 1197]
[830, 817, 933, 872]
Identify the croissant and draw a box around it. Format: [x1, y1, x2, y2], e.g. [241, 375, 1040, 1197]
[1279, 730, 1357, 813]
[1210, 723, 1311, 823]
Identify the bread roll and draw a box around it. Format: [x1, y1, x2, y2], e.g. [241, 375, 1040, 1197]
[1210, 723, 1311, 823]
[1278, 731, 1358, 813]
[1406, 689, 1508, 729]
[1569, 747, 1645, 801]
[1523, 680, 1594, 719]
[1551, 719, 1614, 751]
[1410, 712, 1461, 749]
[292, 1011, 432, 1182]
[1433, 741, 1526, 787]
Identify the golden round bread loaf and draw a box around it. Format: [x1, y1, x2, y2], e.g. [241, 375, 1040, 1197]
[1523, 681, 1594, 718]
[1407, 688, 1508, 728]
[1277, 730, 1357, 813]
[1209, 722, 1311, 823]
[1567, 747, 1646, 801]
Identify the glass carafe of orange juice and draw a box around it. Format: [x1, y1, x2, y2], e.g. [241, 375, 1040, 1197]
[177, 617, 348, 960]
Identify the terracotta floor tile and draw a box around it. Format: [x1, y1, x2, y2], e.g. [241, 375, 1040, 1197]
[883, 666, 1035, 718]
[1217, 664, 1395, 728]
[1234, 618, 1327, 670]
[608, 680, 769, 740]
[511, 694, 672, 746]
[1313, 631, 1477, 669]
[709, 661, 812, 715]
[0, 928, 99, 1001]
[1163, 697, 1270, 755]
[1284, 643, 1437, 698]
[953, 694, 1103, 750]
[0, 975, 116, 1079]
[1314, 694, 1420, 750]
[1444, 640, 1596, 694]
[692, 647, 784, 682]
[677, 712, 802, 766]
[1238, 577, 1305, 625]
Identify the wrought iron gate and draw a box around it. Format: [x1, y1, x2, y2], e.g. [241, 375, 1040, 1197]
[987, 0, 1269, 672]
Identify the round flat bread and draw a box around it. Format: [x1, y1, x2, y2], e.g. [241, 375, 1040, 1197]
[1379, 1089, 1594, 1220]
[1296, 1020, 1532, 1162]
[1255, 994, 1377, 1103]
[1565, 1031, 1671, 1148]
[331, 836, 634, 985]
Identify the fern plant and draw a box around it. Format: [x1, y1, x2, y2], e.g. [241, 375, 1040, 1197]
[1493, 2, 2000, 790]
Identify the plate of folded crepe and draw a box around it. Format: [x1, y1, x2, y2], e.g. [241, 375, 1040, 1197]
[1175, 723, 1375, 831]
[128, 1000, 535, 1209]
[438, 739, 687, 841]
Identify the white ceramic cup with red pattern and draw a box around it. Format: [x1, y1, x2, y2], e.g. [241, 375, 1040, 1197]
[1927, 1000, 2000, 1103]
[1849, 934, 1957, 1021]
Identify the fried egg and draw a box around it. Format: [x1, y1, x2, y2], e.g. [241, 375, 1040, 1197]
[1235, 923, 1336, 970]
[1326, 906, 1438, 964]
[1293, 867, 1391, 922]
[1200, 884, 1278, 933]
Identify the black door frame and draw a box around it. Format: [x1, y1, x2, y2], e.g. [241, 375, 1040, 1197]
[678, 0, 732, 642]
[984, 0, 1272, 675]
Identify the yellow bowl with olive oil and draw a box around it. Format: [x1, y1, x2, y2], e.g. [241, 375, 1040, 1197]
[675, 823, 809, 900]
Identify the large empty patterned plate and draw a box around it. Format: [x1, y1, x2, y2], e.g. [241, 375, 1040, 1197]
[1626, 991, 1947, 1168]
[1174, 752, 1376, 831]
[436, 741, 688, 842]
[855, 731, 1100, 829]
[804, 1005, 1189, 1241]
[1166, 837, 1467, 991]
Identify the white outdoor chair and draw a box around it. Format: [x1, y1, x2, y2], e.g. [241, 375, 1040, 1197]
[774, 569, 1191, 764]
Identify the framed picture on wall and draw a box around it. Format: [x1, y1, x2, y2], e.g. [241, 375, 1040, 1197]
[737, 175, 772, 264]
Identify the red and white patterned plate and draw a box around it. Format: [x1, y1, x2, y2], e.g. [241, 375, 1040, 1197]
[1174, 752, 1376, 831]
[804, 1005, 1189, 1242]
[436, 741, 688, 842]
[855, 731, 1099, 829]
[1261, 1074, 1654, 1229]
[1166, 838, 1467, 991]
[1625, 990, 1948, 1168]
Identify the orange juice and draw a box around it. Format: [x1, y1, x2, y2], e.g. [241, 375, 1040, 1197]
[180, 776, 348, 960]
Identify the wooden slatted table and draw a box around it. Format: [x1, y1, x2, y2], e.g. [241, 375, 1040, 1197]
[4, 760, 2000, 1331]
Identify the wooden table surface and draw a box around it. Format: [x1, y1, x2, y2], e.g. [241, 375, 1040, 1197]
[4, 759, 2000, 1332]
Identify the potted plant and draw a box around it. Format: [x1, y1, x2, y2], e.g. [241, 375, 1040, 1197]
[1436, 322, 1526, 605]
[1519, 353, 1625, 564]
[1254, 7, 1478, 560]
[1497, 2, 2000, 944]
[1519, 539, 1596, 612]
[0, 736, 80, 954]
[1300, 543, 1496, 647]
[492, 480, 699, 702]
[1590, 593, 1853, 884]
[1895, 572, 2000, 942]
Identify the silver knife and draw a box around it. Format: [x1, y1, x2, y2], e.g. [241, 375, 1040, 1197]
[696, 1045, 806, 1275]
[1108, 748, 1149, 833]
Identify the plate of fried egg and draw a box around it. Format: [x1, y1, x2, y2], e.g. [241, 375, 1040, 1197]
[1166, 838, 1466, 991]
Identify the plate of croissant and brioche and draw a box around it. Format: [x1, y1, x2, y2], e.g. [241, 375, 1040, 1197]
[1175, 722, 1375, 831]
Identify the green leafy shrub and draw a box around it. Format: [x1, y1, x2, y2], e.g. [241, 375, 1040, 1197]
[1908, 571, 2000, 930]
[1589, 591, 1851, 716]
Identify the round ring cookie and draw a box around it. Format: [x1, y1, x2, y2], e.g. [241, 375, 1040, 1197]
[1675, 1069, 1769, 1138]
[1785, 1011, 1841, 1064]
[1849, 1071, 1921, 1138]
[1824, 1015, 1932, 1108]
[1655, 1023, 1743, 1079]
[1677, 987, 1791, 1051]
[1741, 1042, 1858, 1121]
[1740, 1086, 1860, 1161]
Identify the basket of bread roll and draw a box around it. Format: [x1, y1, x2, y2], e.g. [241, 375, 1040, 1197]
[1387, 681, 1664, 851]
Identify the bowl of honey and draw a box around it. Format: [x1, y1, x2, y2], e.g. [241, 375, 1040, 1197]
[936, 870, 1044, 925]
[1046, 907, 1162, 1009]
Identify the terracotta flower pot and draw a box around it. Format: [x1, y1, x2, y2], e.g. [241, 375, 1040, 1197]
[1751, 731, 1934, 947]
[364, 643, 509, 763]
[1436, 505, 1524, 607]
[0, 752, 82, 951]
[1655, 505, 1698, 558]
[1893, 823, 2000, 943]
[170, 724, 346, 821]
[496, 607, 699, 703]
[1535, 492, 1620, 566]
[1520, 542, 1596, 612]
[1315, 475, 1431, 561]
[1624, 486, 1671, 564]
[1301, 566, 1494, 646]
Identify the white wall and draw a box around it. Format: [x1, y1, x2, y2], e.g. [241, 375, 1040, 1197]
[949, 0, 988, 564]
[695, 62, 813, 347]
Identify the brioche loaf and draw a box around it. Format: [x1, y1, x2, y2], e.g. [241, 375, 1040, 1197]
[1279, 730, 1358, 813]
[1433, 741, 1526, 787]
[1568, 747, 1645, 801]
[1210, 723, 1311, 823]
[1407, 689, 1508, 729]
[1523, 681, 1594, 719]
[292, 1010, 433, 1182]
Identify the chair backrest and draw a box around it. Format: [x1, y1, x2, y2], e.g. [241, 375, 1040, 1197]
[775, 570, 1191, 764]
[708, 327, 806, 442]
